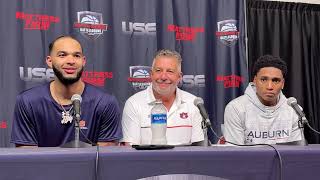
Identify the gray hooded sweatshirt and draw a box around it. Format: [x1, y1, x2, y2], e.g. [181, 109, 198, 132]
[223, 83, 302, 145]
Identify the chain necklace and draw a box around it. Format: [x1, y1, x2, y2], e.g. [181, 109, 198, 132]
[60, 104, 74, 124]
[51, 81, 85, 125]
[56, 96, 74, 125]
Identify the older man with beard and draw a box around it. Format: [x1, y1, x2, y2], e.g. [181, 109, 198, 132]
[11, 35, 122, 147]
[121, 49, 204, 146]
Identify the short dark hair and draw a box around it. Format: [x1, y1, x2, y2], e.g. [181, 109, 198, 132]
[48, 35, 83, 55]
[252, 55, 287, 78]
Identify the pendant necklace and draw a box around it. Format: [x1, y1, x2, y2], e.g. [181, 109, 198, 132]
[56, 97, 74, 124]
[60, 104, 73, 124]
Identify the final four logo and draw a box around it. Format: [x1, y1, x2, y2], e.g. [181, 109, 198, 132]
[127, 66, 152, 90]
[215, 19, 240, 46]
[74, 11, 108, 39]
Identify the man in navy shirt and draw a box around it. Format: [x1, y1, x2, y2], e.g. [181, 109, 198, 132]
[11, 35, 122, 147]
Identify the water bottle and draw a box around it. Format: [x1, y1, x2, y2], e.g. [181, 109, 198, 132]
[151, 100, 167, 145]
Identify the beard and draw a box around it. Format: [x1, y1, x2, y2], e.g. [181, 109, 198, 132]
[152, 79, 177, 96]
[52, 65, 83, 86]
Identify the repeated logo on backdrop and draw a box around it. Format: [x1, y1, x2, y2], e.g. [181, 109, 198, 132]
[16, 12, 60, 30]
[16, 15, 239, 91]
[122, 21, 156, 36]
[74, 11, 108, 39]
[19, 66, 113, 87]
[216, 74, 244, 88]
[167, 24, 204, 41]
[19, 67, 54, 82]
[127, 66, 206, 90]
[127, 66, 152, 91]
[179, 75, 205, 88]
[215, 19, 240, 46]
[81, 71, 113, 87]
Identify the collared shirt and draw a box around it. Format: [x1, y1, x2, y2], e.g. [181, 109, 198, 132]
[121, 85, 204, 145]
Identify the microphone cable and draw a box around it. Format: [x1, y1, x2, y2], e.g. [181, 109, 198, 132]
[207, 126, 283, 180]
[79, 128, 100, 180]
[306, 122, 320, 135]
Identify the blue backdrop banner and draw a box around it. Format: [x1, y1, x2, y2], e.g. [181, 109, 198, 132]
[0, 0, 247, 147]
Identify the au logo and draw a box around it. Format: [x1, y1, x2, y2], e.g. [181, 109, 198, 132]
[215, 19, 240, 46]
[0, 121, 7, 129]
[180, 112, 189, 119]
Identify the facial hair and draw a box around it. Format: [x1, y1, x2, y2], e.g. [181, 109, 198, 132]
[152, 79, 177, 96]
[52, 65, 83, 85]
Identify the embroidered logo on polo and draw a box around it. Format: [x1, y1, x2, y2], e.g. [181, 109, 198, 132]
[179, 112, 188, 119]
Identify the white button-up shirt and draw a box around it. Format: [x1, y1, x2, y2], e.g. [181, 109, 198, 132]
[121, 85, 204, 145]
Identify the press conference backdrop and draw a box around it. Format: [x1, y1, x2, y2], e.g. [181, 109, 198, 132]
[0, 0, 247, 147]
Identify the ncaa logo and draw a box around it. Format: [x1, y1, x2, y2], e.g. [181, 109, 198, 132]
[216, 19, 240, 46]
[127, 66, 152, 90]
[74, 11, 108, 40]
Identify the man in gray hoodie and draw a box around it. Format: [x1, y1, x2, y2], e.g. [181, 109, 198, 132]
[223, 55, 302, 145]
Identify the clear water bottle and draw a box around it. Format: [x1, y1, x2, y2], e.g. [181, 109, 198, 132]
[151, 100, 167, 145]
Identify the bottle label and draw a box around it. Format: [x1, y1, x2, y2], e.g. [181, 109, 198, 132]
[151, 114, 167, 124]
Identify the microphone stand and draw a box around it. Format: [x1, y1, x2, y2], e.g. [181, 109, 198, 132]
[201, 118, 212, 147]
[280, 116, 309, 146]
[297, 116, 308, 146]
[61, 113, 92, 148]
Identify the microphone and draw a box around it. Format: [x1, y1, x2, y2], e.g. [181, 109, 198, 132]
[287, 97, 305, 118]
[194, 97, 212, 146]
[61, 94, 91, 148]
[71, 94, 82, 120]
[286, 97, 309, 146]
[194, 97, 211, 127]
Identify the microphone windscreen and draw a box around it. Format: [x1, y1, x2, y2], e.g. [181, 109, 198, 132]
[71, 94, 82, 103]
[287, 97, 297, 106]
[194, 97, 204, 106]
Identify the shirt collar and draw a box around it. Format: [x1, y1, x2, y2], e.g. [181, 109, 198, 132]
[146, 84, 186, 106]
